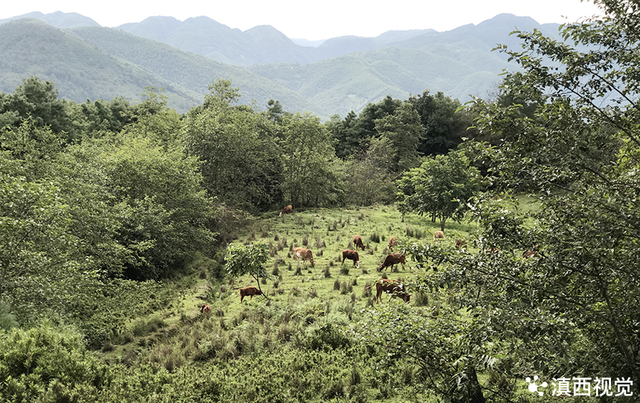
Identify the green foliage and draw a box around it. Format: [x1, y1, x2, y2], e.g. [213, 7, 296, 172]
[183, 81, 285, 212]
[357, 303, 491, 402]
[0, 302, 18, 331]
[0, 321, 108, 402]
[0, 76, 72, 136]
[397, 149, 483, 231]
[343, 136, 398, 206]
[225, 242, 270, 288]
[413, 0, 640, 394]
[375, 101, 423, 172]
[281, 112, 344, 207]
[409, 90, 475, 156]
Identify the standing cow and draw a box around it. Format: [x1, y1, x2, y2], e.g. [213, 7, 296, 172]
[388, 237, 398, 251]
[341, 249, 360, 269]
[293, 247, 315, 268]
[433, 231, 445, 240]
[239, 286, 263, 303]
[378, 252, 407, 272]
[353, 235, 366, 251]
[279, 205, 293, 217]
[372, 279, 410, 303]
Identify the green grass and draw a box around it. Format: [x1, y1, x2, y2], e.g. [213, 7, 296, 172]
[92, 205, 481, 401]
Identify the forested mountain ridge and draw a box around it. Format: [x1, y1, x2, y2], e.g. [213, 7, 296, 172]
[0, 11, 561, 116]
[0, 19, 202, 111]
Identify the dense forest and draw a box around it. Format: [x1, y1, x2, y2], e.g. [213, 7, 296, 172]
[2, 1, 640, 401]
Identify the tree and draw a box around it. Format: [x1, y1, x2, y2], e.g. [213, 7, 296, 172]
[406, 0, 640, 395]
[95, 135, 214, 280]
[357, 303, 488, 403]
[396, 149, 482, 231]
[225, 242, 270, 296]
[124, 88, 183, 148]
[281, 112, 344, 208]
[374, 101, 423, 173]
[409, 90, 473, 156]
[343, 136, 397, 206]
[327, 111, 360, 159]
[183, 81, 285, 212]
[0, 76, 72, 138]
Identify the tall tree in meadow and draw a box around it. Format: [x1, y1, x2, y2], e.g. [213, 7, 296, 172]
[396, 149, 482, 231]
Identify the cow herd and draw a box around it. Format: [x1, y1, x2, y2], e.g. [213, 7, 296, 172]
[220, 206, 541, 308]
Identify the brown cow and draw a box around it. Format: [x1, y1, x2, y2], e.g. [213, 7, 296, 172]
[279, 205, 293, 217]
[523, 245, 539, 259]
[293, 247, 315, 268]
[239, 286, 263, 303]
[388, 237, 398, 251]
[374, 279, 410, 303]
[353, 235, 366, 251]
[455, 239, 467, 249]
[378, 252, 406, 272]
[200, 304, 211, 314]
[433, 231, 445, 240]
[341, 249, 360, 269]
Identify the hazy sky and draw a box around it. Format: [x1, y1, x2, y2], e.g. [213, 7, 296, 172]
[1, 0, 603, 40]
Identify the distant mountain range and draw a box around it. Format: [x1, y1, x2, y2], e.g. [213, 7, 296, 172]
[0, 12, 563, 118]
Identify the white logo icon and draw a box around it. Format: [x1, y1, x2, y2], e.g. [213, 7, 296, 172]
[526, 375, 548, 396]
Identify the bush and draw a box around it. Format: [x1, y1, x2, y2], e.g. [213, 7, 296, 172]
[0, 321, 108, 402]
[0, 302, 18, 331]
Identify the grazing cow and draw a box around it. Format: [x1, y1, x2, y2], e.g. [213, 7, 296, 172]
[523, 245, 539, 259]
[293, 247, 316, 268]
[433, 231, 445, 240]
[375, 279, 410, 303]
[200, 304, 211, 314]
[378, 252, 406, 272]
[455, 239, 467, 249]
[388, 237, 398, 251]
[353, 235, 366, 251]
[279, 205, 293, 217]
[240, 286, 263, 303]
[341, 249, 360, 269]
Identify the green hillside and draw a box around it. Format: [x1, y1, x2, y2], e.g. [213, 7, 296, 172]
[0, 13, 520, 117]
[0, 19, 201, 111]
[72, 26, 326, 116]
[248, 44, 512, 117]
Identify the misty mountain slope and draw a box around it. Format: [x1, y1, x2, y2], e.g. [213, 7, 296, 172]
[0, 19, 200, 110]
[391, 14, 562, 59]
[0, 11, 543, 117]
[116, 16, 314, 65]
[0, 11, 100, 28]
[72, 26, 326, 115]
[248, 43, 514, 116]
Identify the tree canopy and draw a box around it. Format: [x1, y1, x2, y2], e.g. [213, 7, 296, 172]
[401, 1, 640, 397]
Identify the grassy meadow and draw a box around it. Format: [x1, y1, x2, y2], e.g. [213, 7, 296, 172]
[88, 204, 544, 402]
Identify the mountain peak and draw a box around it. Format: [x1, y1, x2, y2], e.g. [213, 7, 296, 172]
[0, 11, 100, 28]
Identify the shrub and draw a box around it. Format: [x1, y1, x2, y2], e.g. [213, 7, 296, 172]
[0, 321, 107, 401]
[324, 266, 331, 278]
[0, 302, 18, 331]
